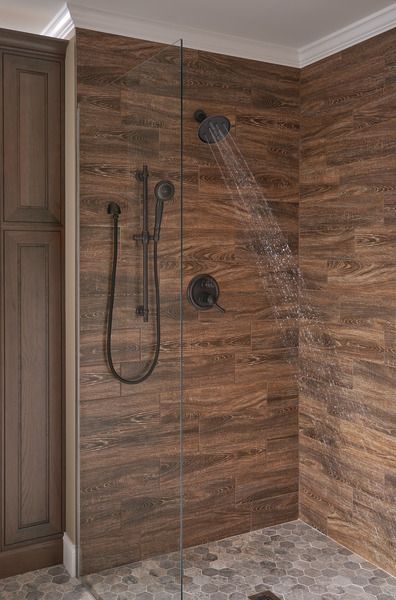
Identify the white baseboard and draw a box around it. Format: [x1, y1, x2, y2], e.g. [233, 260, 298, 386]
[63, 532, 77, 577]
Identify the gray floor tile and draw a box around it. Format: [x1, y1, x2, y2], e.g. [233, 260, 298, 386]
[2, 521, 396, 600]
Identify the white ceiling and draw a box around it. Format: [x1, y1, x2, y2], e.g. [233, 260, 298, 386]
[76, 0, 396, 47]
[0, 0, 396, 65]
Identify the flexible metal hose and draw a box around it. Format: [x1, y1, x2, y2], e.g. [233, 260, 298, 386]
[106, 213, 161, 384]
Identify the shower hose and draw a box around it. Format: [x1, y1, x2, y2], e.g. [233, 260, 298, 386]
[106, 210, 161, 384]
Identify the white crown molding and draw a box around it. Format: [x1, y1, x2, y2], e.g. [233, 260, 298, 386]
[41, 4, 74, 39]
[63, 532, 77, 577]
[66, 2, 298, 67]
[42, 2, 396, 68]
[299, 3, 396, 67]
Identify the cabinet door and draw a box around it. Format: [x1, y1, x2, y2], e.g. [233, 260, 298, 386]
[3, 230, 62, 545]
[3, 53, 62, 223]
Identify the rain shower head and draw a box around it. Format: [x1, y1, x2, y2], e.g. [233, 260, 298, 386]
[194, 109, 230, 144]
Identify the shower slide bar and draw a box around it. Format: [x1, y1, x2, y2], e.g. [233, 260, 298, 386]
[134, 164, 150, 322]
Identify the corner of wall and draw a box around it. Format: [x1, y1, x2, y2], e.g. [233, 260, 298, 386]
[64, 34, 77, 561]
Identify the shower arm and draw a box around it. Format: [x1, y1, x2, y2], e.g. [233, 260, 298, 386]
[134, 165, 150, 322]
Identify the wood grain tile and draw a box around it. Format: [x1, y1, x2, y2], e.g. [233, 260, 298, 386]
[78, 26, 297, 575]
[300, 31, 396, 575]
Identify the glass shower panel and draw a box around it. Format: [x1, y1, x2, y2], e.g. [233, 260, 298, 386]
[78, 41, 183, 600]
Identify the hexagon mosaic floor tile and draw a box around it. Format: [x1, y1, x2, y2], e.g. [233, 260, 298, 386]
[83, 521, 396, 600]
[2, 521, 396, 600]
[0, 565, 93, 600]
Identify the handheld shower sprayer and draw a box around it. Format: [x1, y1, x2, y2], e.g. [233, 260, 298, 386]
[154, 180, 175, 241]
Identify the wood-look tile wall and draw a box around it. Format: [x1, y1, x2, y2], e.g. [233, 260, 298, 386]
[300, 30, 396, 576]
[76, 28, 300, 575]
[77, 25, 396, 578]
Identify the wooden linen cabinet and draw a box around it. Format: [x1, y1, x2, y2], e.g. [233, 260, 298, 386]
[0, 29, 66, 578]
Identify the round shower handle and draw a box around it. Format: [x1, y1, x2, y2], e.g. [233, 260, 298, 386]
[205, 293, 225, 313]
[187, 274, 225, 313]
[204, 293, 216, 306]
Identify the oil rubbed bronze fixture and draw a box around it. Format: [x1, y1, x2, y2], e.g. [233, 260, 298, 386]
[106, 165, 174, 384]
[194, 109, 231, 144]
[187, 274, 225, 313]
[133, 168, 175, 321]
